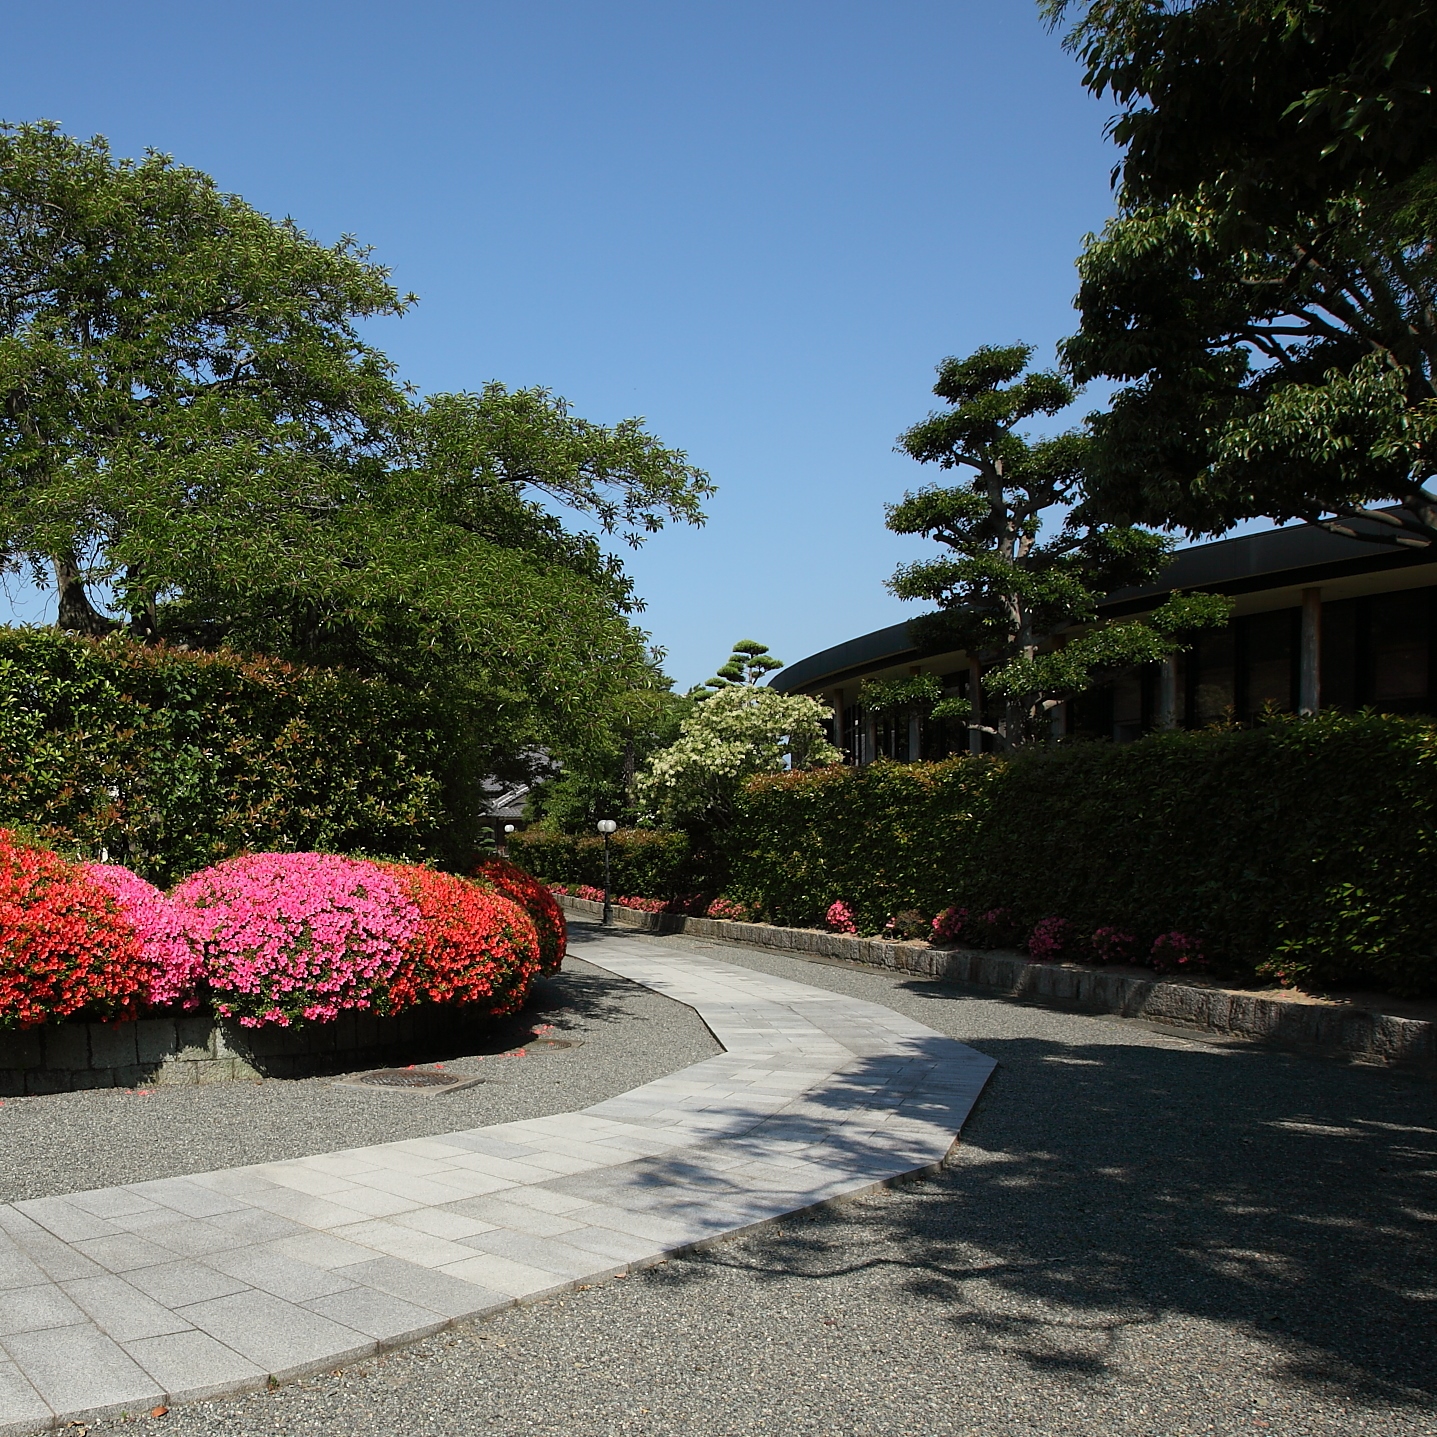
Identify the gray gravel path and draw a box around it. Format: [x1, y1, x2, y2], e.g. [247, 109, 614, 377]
[38, 924, 1437, 1436]
[0, 951, 719, 1204]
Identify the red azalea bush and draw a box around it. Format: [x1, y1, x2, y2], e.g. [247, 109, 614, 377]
[0, 831, 150, 1029]
[473, 856, 566, 974]
[931, 906, 968, 945]
[705, 896, 752, 922]
[385, 865, 540, 1015]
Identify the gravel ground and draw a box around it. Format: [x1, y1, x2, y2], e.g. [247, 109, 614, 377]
[35, 923, 1437, 1436]
[0, 946, 719, 1204]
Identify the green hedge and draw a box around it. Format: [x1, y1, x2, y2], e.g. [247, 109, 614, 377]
[508, 827, 695, 897]
[723, 758, 994, 932]
[720, 713, 1437, 994]
[0, 629, 479, 884]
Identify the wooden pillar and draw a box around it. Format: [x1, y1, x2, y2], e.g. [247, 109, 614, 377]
[1300, 587, 1322, 715]
[1157, 655, 1179, 729]
[967, 658, 983, 755]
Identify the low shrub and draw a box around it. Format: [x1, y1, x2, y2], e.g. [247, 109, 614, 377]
[826, 900, 858, 935]
[384, 864, 540, 1016]
[473, 856, 567, 974]
[884, 909, 929, 941]
[83, 862, 206, 1009]
[171, 853, 422, 1027]
[508, 827, 697, 898]
[0, 831, 151, 1028]
[1026, 917, 1074, 962]
[704, 896, 752, 922]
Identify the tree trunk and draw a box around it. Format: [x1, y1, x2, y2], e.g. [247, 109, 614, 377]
[53, 554, 114, 636]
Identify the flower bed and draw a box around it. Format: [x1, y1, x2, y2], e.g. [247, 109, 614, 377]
[0, 831, 561, 1034]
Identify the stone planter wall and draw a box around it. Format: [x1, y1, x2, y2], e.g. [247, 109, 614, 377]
[556, 893, 1437, 1074]
[0, 1004, 499, 1096]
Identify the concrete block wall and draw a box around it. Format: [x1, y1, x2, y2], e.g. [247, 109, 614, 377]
[0, 1004, 498, 1096]
[555, 893, 1437, 1073]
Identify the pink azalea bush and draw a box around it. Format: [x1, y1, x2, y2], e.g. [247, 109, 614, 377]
[1090, 926, 1140, 965]
[826, 900, 858, 935]
[172, 853, 422, 1027]
[82, 862, 208, 1009]
[705, 897, 751, 922]
[1026, 917, 1073, 962]
[1150, 931, 1208, 975]
[931, 906, 968, 945]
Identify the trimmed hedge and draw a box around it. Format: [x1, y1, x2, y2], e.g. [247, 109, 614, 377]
[508, 827, 697, 898]
[716, 713, 1437, 994]
[723, 759, 994, 933]
[0, 629, 478, 884]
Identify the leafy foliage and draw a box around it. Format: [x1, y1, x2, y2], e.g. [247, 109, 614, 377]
[472, 855, 567, 975]
[0, 629, 477, 885]
[887, 344, 1226, 741]
[0, 122, 714, 776]
[507, 827, 698, 899]
[1049, 2, 1437, 546]
[636, 684, 839, 829]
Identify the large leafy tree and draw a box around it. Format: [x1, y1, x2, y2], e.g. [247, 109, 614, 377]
[887, 344, 1226, 745]
[0, 121, 713, 774]
[1048, 0, 1437, 547]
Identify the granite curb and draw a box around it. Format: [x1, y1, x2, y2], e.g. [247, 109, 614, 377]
[555, 893, 1436, 1073]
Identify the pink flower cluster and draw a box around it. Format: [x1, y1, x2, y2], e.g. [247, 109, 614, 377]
[1026, 916, 1073, 961]
[705, 897, 751, 922]
[826, 900, 858, 935]
[82, 863, 208, 1010]
[172, 853, 422, 1027]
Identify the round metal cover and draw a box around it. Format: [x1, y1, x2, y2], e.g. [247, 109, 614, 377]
[355, 1068, 463, 1089]
[525, 1037, 580, 1050]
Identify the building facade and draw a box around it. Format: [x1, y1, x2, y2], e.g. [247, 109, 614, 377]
[769, 517, 1437, 762]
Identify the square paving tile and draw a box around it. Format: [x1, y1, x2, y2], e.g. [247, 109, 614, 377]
[177, 1288, 372, 1378]
[0, 1283, 86, 1337]
[2, 1322, 161, 1418]
[61, 1274, 194, 1342]
[124, 1329, 264, 1403]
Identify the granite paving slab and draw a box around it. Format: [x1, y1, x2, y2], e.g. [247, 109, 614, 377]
[0, 934, 996, 1435]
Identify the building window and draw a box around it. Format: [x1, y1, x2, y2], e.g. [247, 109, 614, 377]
[1321, 598, 1358, 711]
[1371, 589, 1430, 706]
[1112, 670, 1145, 743]
[1190, 628, 1236, 726]
[1241, 609, 1297, 718]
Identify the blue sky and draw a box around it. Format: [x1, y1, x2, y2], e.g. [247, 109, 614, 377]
[1, 0, 1124, 689]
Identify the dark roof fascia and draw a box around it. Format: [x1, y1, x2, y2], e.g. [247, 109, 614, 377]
[769, 620, 926, 693]
[1099, 514, 1430, 616]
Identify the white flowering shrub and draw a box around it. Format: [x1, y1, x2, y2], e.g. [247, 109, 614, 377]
[636, 686, 839, 828]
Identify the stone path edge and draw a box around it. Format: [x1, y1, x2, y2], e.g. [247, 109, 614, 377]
[555, 894, 1436, 1074]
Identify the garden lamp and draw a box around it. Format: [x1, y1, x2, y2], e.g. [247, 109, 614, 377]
[596, 819, 618, 926]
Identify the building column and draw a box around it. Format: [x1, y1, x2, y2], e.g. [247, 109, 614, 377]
[862, 710, 876, 766]
[1157, 655, 1179, 729]
[907, 709, 921, 762]
[967, 658, 983, 755]
[1300, 587, 1322, 715]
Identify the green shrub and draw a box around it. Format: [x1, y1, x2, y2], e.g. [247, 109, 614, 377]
[723, 757, 996, 933]
[718, 713, 1437, 994]
[508, 827, 696, 897]
[0, 629, 480, 884]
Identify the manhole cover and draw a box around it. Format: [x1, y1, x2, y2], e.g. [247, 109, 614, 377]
[524, 1037, 581, 1051]
[335, 1067, 481, 1095]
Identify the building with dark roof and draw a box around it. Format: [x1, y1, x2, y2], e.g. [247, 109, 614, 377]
[769, 515, 1437, 763]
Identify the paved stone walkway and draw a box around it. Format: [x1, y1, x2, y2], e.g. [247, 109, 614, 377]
[0, 936, 996, 1435]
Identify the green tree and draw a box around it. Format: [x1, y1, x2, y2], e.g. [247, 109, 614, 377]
[636, 685, 838, 831]
[0, 121, 714, 778]
[688, 639, 784, 700]
[887, 344, 1228, 745]
[1047, 1, 1437, 547]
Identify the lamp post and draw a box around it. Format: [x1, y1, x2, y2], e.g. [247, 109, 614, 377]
[596, 819, 617, 926]
[502, 823, 515, 854]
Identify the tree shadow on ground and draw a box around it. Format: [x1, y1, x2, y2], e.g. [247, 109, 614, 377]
[649, 1004, 1437, 1415]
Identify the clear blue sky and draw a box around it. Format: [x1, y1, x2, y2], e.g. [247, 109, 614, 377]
[0, 0, 1123, 689]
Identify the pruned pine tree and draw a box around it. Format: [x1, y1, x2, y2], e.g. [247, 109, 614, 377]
[887, 344, 1228, 747]
[689, 640, 784, 701]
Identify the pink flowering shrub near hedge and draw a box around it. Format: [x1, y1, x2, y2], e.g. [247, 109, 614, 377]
[82, 862, 208, 1010]
[172, 853, 424, 1027]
